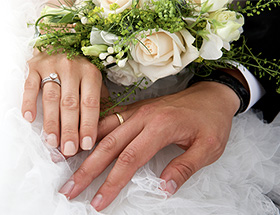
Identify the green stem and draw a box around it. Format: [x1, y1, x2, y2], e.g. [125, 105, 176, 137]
[100, 78, 145, 116]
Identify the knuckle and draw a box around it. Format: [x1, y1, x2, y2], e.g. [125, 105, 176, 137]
[61, 56, 73, 67]
[43, 90, 60, 102]
[98, 135, 117, 153]
[75, 166, 89, 180]
[22, 99, 35, 108]
[173, 161, 197, 182]
[24, 79, 38, 90]
[153, 109, 174, 124]
[118, 148, 137, 166]
[82, 96, 99, 109]
[204, 134, 223, 152]
[61, 95, 79, 110]
[81, 120, 95, 130]
[102, 179, 123, 192]
[44, 119, 58, 132]
[62, 125, 77, 136]
[137, 104, 156, 116]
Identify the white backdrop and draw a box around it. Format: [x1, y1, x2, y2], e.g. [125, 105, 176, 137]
[1, 1, 280, 215]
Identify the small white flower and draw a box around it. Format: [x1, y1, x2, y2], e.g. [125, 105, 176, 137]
[107, 47, 115, 54]
[106, 56, 115, 63]
[99, 52, 109, 60]
[81, 17, 88, 24]
[117, 58, 128, 67]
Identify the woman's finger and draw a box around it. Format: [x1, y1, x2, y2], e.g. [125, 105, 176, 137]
[79, 70, 102, 150]
[42, 80, 61, 148]
[60, 72, 80, 156]
[22, 70, 41, 122]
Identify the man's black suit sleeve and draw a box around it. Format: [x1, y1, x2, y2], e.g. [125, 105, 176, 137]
[241, 6, 280, 123]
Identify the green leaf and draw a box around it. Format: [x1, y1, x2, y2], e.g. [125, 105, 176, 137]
[58, 13, 75, 23]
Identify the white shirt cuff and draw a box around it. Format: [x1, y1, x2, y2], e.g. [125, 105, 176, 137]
[228, 61, 266, 113]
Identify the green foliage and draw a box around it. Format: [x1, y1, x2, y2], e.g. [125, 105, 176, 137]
[33, 0, 280, 94]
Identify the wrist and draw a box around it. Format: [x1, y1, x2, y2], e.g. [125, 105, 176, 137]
[188, 81, 240, 116]
[188, 70, 250, 115]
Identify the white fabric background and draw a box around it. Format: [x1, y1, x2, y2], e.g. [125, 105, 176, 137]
[1, 1, 280, 215]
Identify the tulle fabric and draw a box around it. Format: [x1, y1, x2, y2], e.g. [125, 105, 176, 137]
[1, 1, 280, 214]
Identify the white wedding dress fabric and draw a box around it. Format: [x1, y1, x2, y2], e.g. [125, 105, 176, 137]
[1, 1, 280, 215]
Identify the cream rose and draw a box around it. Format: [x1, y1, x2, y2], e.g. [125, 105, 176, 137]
[129, 29, 199, 83]
[187, 0, 233, 12]
[209, 9, 244, 43]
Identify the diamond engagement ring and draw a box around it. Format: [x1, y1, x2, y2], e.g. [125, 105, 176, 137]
[41, 73, 61, 88]
[115, 112, 125, 125]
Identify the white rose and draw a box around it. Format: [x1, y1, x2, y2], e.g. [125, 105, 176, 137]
[129, 29, 199, 83]
[187, 0, 233, 12]
[209, 9, 244, 43]
[106, 61, 143, 86]
[92, 0, 132, 16]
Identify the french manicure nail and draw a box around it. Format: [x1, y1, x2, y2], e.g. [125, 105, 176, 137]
[91, 194, 103, 209]
[24, 111, 33, 122]
[59, 180, 75, 196]
[81, 136, 93, 150]
[47, 133, 58, 148]
[63, 141, 76, 156]
[166, 180, 177, 195]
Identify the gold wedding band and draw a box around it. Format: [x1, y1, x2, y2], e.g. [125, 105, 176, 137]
[115, 112, 124, 125]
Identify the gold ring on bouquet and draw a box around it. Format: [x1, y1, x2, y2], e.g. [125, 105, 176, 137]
[41, 73, 61, 88]
[115, 112, 125, 125]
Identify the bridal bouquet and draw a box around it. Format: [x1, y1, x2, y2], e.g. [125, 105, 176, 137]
[33, 0, 280, 90]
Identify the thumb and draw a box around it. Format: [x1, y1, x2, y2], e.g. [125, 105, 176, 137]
[160, 145, 209, 195]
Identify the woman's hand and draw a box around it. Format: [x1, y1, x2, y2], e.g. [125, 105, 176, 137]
[59, 80, 241, 211]
[22, 50, 106, 156]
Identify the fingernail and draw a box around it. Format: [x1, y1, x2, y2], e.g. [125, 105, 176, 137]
[59, 180, 75, 196]
[81, 136, 93, 150]
[24, 111, 33, 122]
[91, 194, 103, 209]
[166, 180, 177, 195]
[46, 133, 58, 148]
[63, 141, 76, 156]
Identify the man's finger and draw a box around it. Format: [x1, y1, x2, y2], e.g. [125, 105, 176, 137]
[90, 125, 168, 211]
[160, 137, 224, 195]
[59, 114, 144, 200]
[97, 106, 129, 142]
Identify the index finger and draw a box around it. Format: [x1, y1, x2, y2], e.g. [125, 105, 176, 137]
[91, 125, 168, 211]
[22, 70, 41, 122]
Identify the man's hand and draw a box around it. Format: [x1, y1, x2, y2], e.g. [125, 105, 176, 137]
[59, 80, 240, 211]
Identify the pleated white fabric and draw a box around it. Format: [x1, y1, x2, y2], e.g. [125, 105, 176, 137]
[1, 1, 280, 214]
